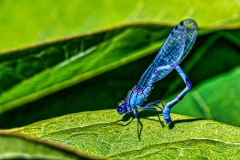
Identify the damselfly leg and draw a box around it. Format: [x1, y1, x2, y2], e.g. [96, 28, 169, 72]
[163, 64, 192, 124]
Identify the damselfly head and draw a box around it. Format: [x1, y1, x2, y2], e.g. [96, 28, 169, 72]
[116, 100, 127, 114]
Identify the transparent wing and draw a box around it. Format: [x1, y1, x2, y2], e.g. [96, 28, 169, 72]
[179, 19, 198, 63]
[138, 19, 198, 87]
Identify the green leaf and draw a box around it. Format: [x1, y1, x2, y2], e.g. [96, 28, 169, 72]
[0, 0, 240, 51]
[0, 24, 170, 128]
[0, 133, 95, 159]
[1, 110, 239, 159]
[0, 25, 167, 110]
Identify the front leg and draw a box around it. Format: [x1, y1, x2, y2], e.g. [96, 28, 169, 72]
[132, 109, 142, 140]
[163, 64, 192, 124]
[137, 105, 164, 127]
[114, 112, 131, 123]
[145, 100, 164, 110]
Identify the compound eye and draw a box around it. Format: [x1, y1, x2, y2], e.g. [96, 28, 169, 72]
[116, 106, 126, 114]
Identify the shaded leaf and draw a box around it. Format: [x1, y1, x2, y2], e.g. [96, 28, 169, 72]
[0, 133, 96, 159]
[0, 25, 167, 110]
[1, 110, 239, 159]
[0, 23, 240, 128]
